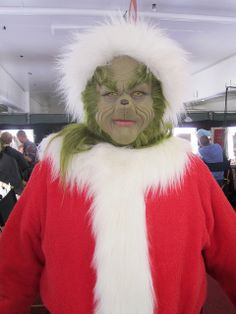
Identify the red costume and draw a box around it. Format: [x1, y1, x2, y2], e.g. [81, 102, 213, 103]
[0, 137, 235, 314]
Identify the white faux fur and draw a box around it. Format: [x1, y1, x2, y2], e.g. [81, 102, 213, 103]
[40, 136, 191, 314]
[57, 17, 190, 125]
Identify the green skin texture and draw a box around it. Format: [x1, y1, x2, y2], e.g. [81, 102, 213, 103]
[95, 56, 155, 145]
[53, 56, 172, 179]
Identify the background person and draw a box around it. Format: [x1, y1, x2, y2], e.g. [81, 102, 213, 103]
[0, 139, 23, 195]
[0, 132, 31, 182]
[198, 135, 225, 185]
[16, 130, 38, 176]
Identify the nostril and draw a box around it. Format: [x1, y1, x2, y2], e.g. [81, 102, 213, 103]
[120, 99, 129, 105]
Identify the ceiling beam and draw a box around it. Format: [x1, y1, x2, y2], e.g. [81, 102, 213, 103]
[0, 7, 236, 24]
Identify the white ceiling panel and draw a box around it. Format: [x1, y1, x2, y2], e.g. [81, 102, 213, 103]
[0, 0, 22, 6]
[1, 0, 236, 16]
[157, 0, 236, 14]
[19, 0, 128, 10]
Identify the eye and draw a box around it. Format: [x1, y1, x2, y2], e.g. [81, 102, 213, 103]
[131, 91, 146, 97]
[102, 91, 118, 97]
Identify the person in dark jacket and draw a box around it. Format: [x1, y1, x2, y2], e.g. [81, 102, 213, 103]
[16, 130, 38, 177]
[0, 132, 31, 182]
[0, 140, 23, 195]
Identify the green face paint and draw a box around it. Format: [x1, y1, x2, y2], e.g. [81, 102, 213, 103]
[95, 56, 155, 145]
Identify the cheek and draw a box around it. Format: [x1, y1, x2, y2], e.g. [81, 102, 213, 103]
[136, 100, 155, 124]
[95, 104, 113, 127]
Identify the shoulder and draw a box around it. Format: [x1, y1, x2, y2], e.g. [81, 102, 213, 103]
[39, 133, 61, 158]
[1, 152, 18, 167]
[188, 154, 210, 172]
[5, 146, 21, 156]
[185, 154, 218, 188]
[213, 143, 223, 150]
[38, 133, 63, 176]
[2, 151, 15, 162]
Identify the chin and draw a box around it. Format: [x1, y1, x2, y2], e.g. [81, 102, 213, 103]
[111, 136, 137, 146]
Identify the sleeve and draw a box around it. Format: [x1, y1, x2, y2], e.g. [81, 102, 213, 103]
[203, 170, 236, 307]
[15, 151, 31, 180]
[6, 157, 23, 195]
[0, 161, 48, 314]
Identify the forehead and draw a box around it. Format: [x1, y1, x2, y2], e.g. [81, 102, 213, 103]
[107, 56, 143, 83]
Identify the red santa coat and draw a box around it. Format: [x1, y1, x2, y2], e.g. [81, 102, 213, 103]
[0, 136, 236, 314]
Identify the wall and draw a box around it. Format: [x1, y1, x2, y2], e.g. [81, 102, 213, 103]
[192, 54, 236, 102]
[0, 65, 29, 112]
[30, 97, 48, 114]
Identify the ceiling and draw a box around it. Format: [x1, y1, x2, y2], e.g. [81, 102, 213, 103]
[1, 0, 236, 112]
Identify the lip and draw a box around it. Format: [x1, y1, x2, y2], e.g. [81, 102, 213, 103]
[113, 120, 136, 126]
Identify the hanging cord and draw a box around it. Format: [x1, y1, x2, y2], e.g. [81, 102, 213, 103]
[123, 10, 128, 21]
[128, 0, 138, 23]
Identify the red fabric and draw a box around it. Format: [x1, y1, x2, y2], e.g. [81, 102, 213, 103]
[204, 276, 236, 314]
[0, 157, 236, 314]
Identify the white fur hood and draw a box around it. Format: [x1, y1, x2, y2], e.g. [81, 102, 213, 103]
[57, 18, 190, 125]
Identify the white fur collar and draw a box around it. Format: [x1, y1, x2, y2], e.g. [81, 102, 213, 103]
[40, 136, 191, 314]
[40, 135, 191, 193]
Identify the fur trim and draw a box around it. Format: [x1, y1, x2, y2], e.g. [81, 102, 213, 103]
[41, 137, 190, 314]
[38, 133, 62, 181]
[40, 135, 191, 192]
[58, 17, 189, 125]
[40, 136, 191, 314]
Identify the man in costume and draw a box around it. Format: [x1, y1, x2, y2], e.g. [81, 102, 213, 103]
[0, 19, 235, 314]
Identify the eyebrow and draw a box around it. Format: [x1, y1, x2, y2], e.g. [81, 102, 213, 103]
[128, 79, 149, 91]
[128, 72, 151, 90]
[128, 63, 153, 90]
[101, 80, 118, 92]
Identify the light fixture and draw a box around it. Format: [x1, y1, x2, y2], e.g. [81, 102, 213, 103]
[183, 116, 193, 123]
[152, 3, 157, 12]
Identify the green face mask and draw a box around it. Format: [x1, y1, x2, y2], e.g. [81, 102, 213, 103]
[95, 56, 155, 145]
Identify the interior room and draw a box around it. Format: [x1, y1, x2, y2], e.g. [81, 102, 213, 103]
[0, 1, 236, 313]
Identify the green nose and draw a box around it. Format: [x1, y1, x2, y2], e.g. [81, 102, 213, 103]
[120, 99, 129, 105]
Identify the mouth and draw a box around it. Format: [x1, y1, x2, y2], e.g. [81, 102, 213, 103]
[113, 120, 136, 127]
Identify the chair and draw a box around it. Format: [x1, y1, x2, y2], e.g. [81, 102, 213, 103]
[204, 160, 231, 189]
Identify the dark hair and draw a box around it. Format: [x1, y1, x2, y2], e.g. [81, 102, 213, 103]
[16, 130, 26, 137]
